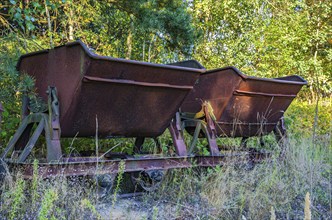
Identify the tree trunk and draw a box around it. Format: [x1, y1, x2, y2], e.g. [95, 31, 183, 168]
[44, 0, 53, 48]
[148, 34, 156, 62]
[126, 15, 134, 59]
[69, 9, 74, 41]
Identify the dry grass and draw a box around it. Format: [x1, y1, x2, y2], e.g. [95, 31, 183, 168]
[143, 136, 331, 219]
[0, 173, 100, 219]
[0, 135, 330, 219]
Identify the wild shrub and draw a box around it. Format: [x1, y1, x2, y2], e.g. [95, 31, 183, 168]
[0, 171, 101, 219]
[142, 136, 331, 219]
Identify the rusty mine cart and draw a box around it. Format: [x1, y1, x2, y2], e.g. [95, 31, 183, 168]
[0, 41, 307, 193]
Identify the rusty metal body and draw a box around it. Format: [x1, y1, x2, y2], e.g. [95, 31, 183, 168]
[171, 60, 307, 137]
[17, 41, 203, 138]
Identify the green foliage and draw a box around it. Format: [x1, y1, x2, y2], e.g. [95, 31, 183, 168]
[8, 0, 37, 32]
[0, 0, 331, 97]
[0, 173, 102, 219]
[2, 0, 199, 60]
[0, 35, 46, 145]
[80, 199, 102, 220]
[0, 38, 23, 144]
[9, 175, 26, 220]
[152, 206, 159, 220]
[191, 0, 332, 99]
[112, 160, 125, 207]
[285, 99, 332, 137]
[38, 188, 58, 220]
[32, 159, 40, 206]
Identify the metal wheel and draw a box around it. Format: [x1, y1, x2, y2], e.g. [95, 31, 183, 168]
[130, 170, 165, 192]
[95, 174, 116, 198]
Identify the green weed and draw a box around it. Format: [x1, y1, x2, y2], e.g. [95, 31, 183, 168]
[81, 198, 102, 220]
[9, 174, 25, 220]
[38, 188, 58, 220]
[112, 160, 125, 207]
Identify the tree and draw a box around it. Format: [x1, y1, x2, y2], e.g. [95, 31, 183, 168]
[190, 0, 331, 100]
[1, 0, 199, 62]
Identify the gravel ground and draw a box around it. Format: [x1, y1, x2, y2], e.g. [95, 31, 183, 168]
[97, 197, 149, 220]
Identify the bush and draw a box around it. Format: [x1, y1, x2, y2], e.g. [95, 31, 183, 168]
[284, 99, 332, 139]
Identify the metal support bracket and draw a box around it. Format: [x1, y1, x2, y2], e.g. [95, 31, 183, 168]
[188, 120, 202, 154]
[47, 86, 62, 161]
[202, 104, 220, 156]
[169, 112, 188, 156]
[1, 87, 62, 163]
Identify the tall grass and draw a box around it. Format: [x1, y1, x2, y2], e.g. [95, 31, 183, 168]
[143, 135, 331, 219]
[0, 173, 101, 219]
[0, 136, 329, 219]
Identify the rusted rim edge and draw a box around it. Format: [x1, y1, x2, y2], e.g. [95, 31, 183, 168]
[204, 66, 307, 85]
[234, 90, 297, 98]
[216, 122, 278, 125]
[83, 76, 193, 90]
[71, 40, 204, 73]
[16, 40, 205, 73]
[170, 59, 307, 85]
[245, 74, 307, 85]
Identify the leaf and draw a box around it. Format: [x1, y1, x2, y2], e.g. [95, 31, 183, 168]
[26, 22, 35, 31]
[14, 12, 21, 20]
[2, 110, 9, 117]
[32, 2, 41, 8]
[1, 131, 7, 137]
